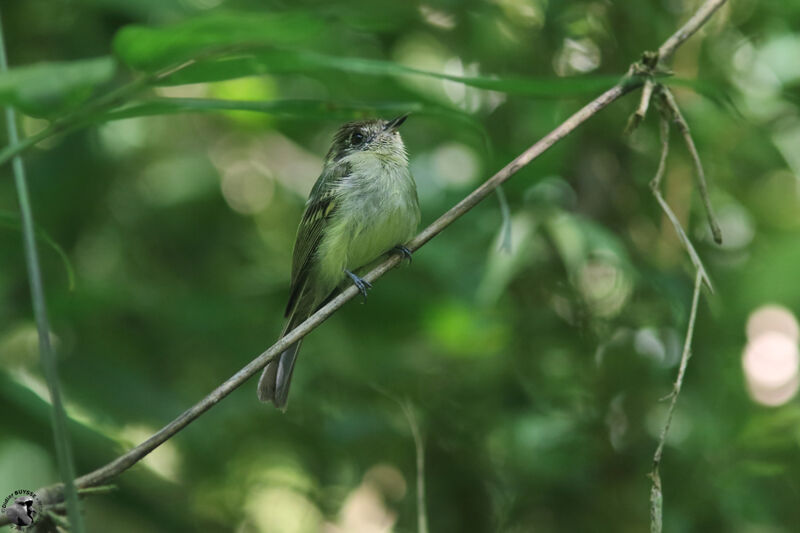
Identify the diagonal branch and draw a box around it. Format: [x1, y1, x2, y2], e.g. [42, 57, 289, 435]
[0, 0, 728, 524]
[68, 80, 637, 494]
[657, 0, 727, 63]
[1, 79, 636, 525]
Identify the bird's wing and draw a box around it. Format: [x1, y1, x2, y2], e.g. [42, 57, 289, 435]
[284, 161, 351, 317]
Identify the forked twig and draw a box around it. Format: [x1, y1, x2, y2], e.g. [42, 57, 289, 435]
[659, 87, 722, 244]
[626, 77, 655, 134]
[649, 112, 713, 291]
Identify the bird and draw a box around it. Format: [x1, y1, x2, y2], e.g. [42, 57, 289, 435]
[5, 496, 36, 526]
[257, 114, 420, 409]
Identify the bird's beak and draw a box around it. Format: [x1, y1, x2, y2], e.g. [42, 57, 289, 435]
[384, 113, 410, 131]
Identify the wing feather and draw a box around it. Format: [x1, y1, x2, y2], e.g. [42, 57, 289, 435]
[284, 162, 350, 317]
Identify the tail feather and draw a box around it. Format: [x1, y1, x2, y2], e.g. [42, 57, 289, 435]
[257, 341, 302, 409]
[258, 316, 304, 410]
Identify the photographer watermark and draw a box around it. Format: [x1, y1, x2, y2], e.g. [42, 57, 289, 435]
[2, 489, 42, 530]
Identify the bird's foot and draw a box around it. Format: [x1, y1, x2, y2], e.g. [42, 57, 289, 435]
[345, 270, 372, 302]
[391, 245, 413, 264]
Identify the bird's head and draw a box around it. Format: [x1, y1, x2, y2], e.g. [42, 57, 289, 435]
[325, 114, 409, 166]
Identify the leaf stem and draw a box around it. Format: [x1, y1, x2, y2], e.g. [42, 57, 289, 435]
[0, 9, 85, 533]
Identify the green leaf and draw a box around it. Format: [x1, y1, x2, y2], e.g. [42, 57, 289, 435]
[113, 13, 621, 98]
[162, 49, 621, 98]
[113, 12, 329, 72]
[104, 97, 411, 120]
[99, 97, 485, 134]
[0, 56, 115, 117]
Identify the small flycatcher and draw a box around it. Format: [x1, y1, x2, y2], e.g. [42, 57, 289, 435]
[258, 115, 420, 409]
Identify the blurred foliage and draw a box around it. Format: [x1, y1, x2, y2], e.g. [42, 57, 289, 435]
[0, 56, 114, 117]
[1, 0, 800, 532]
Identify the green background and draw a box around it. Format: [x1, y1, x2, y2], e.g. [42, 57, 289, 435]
[2, 0, 800, 531]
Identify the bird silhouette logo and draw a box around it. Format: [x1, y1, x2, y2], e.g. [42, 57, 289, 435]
[2, 491, 41, 530]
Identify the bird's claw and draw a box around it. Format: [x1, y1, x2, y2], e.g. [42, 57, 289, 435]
[391, 245, 413, 264]
[345, 270, 372, 302]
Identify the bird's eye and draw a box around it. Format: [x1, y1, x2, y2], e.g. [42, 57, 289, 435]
[351, 132, 365, 145]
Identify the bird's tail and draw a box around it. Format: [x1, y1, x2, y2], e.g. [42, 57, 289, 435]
[257, 316, 304, 410]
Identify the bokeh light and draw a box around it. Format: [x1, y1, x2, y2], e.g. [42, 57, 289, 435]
[553, 38, 601, 76]
[220, 161, 275, 215]
[246, 487, 323, 533]
[325, 464, 406, 533]
[742, 305, 800, 406]
[577, 256, 632, 318]
[418, 5, 456, 30]
[432, 142, 480, 188]
[746, 304, 800, 342]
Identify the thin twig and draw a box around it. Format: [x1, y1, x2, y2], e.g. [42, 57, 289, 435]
[45, 510, 72, 530]
[626, 78, 655, 134]
[650, 113, 671, 190]
[81, 81, 636, 494]
[657, 0, 727, 64]
[0, 0, 728, 523]
[659, 87, 722, 244]
[371, 386, 429, 533]
[649, 269, 703, 533]
[652, 190, 712, 291]
[0, 80, 637, 526]
[44, 486, 118, 516]
[0, 10, 85, 533]
[627, 0, 727, 133]
[649, 111, 713, 290]
[399, 401, 429, 533]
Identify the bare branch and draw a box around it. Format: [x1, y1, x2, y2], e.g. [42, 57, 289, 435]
[649, 269, 704, 533]
[627, 0, 727, 135]
[86, 81, 634, 490]
[659, 87, 722, 244]
[0, 0, 729, 524]
[0, 81, 635, 525]
[657, 0, 727, 64]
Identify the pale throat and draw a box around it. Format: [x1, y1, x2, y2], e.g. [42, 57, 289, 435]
[345, 147, 408, 180]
